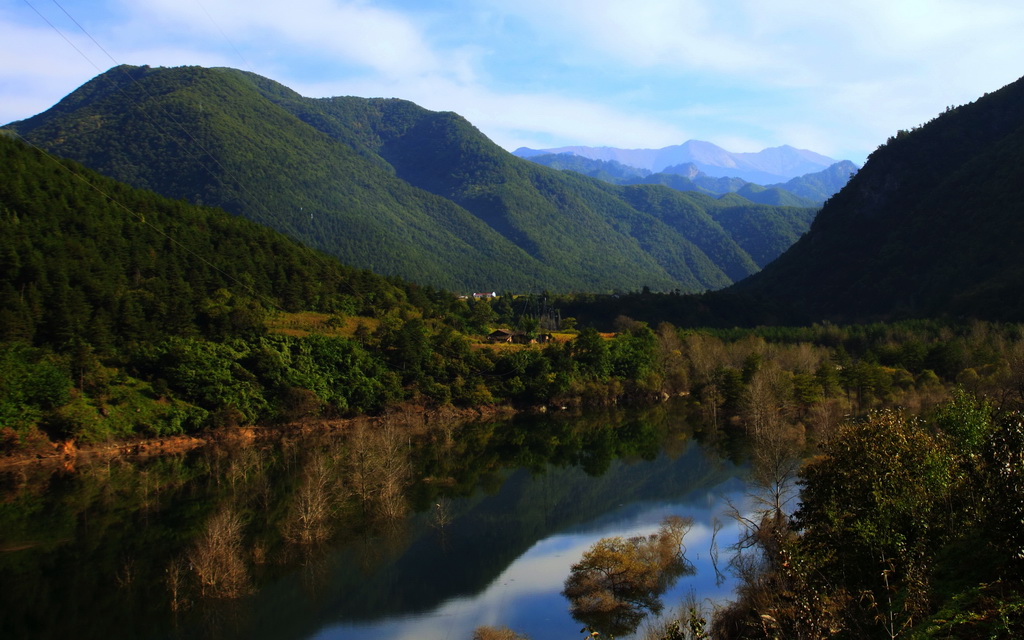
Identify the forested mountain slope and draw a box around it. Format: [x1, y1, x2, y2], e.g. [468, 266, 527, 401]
[0, 134, 419, 349]
[5, 65, 817, 294]
[733, 73, 1024, 322]
[0, 133, 713, 441]
[4, 66, 557, 293]
[765, 160, 860, 203]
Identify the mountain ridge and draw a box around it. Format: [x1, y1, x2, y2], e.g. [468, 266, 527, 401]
[731, 72, 1024, 323]
[5, 64, 819, 295]
[521, 153, 855, 206]
[513, 140, 841, 183]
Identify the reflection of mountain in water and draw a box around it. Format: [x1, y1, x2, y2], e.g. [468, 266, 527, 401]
[0, 403, 748, 640]
[240, 431, 743, 639]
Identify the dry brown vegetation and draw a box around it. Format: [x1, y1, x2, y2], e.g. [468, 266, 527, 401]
[186, 505, 250, 598]
[281, 449, 346, 544]
[563, 516, 695, 637]
[472, 626, 530, 640]
[266, 311, 379, 338]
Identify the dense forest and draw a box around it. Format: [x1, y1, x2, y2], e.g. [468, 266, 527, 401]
[733, 71, 1024, 323]
[1, 130, 1019, 453]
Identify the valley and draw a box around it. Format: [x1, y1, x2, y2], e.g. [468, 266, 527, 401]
[2, 61, 1024, 640]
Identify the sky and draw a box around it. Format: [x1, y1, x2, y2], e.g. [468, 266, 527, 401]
[3, 0, 1024, 164]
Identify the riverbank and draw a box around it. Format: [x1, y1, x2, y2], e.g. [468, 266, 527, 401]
[0, 403, 516, 473]
[0, 402, 739, 640]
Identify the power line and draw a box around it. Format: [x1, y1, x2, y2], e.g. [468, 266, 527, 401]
[195, 0, 257, 74]
[50, 0, 119, 67]
[22, 0, 365, 299]
[22, 0, 103, 73]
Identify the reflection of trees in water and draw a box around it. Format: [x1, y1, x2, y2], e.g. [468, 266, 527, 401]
[3, 401, 718, 638]
[187, 505, 250, 599]
[563, 516, 696, 637]
[281, 448, 347, 545]
[349, 420, 411, 522]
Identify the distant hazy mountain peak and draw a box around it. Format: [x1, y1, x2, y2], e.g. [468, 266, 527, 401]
[660, 162, 702, 179]
[513, 139, 841, 182]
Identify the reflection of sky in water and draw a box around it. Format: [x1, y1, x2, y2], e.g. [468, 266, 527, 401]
[311, 480, 750, 640]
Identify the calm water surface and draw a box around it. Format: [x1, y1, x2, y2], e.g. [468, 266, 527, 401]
[0, 403, 752, 640]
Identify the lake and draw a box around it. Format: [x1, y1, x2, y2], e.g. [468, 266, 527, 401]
[0, 402, 753, 640]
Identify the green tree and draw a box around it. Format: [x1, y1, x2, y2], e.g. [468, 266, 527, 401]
[983, 412, 1024, 570]
[932, 386, 994, 454]
[610, 323, 659, 392]
[154, 337, 268, 426]
[794, 410, 957, 634]
[467, 298, 497, 333]
[572, 328, 611, 380]
[0, 343, 71, 436]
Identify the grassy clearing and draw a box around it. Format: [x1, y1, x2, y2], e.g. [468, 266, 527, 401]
[267, 312, 379, 338]
[466, 331, 586, 351]
[468, 342, 530, 353]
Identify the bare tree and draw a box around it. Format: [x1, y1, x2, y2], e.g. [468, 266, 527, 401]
[743, 364, 787, 438]
[684, 334, 727, 389]
[349, 421, 412, 522]
[187, 505, 250, 598]
[165, 556, 190, 612]
[809, 397, 846, 442]
[717, 423, 842, 640]
[282, 449, 345, 544]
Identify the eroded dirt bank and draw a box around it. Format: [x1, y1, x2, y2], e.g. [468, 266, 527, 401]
[0, 404, 515, 473]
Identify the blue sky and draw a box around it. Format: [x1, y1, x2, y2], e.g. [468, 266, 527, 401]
[3, 0, 1024, 163]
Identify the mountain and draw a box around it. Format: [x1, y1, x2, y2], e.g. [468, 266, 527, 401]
[732, 74, 1024, 323]
[766, 160, 860, 204]
[625, 190, 818, 270]
[733, 183, 820, 208]
[5, 66, 555, 294]
[632, 169, 819, 207]
[0, 133, 415, 349]
[4, 65, 818, 294]
[522, 152, 652, 182]
[524, 154, 822, 207]
[514, 140, 839, 183]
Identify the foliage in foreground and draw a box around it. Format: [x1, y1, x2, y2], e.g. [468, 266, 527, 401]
[712, 391, 1024, 639]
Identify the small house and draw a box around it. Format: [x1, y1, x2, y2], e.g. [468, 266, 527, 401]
[487, 329, 515, 343]
[487, 329, 538, 344]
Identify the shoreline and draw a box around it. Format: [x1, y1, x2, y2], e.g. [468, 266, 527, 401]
[0, 403, 517, 473]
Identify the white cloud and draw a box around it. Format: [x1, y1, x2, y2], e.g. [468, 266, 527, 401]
[4, 0, 1024, 161]
[484, 0, 1024, 157]
[435, 85, 692, 150]
[292, 73, 691, 150]
[123, 0, 444, 79]
[493, 0, 777, 75]
[0, 17, 101, 123]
